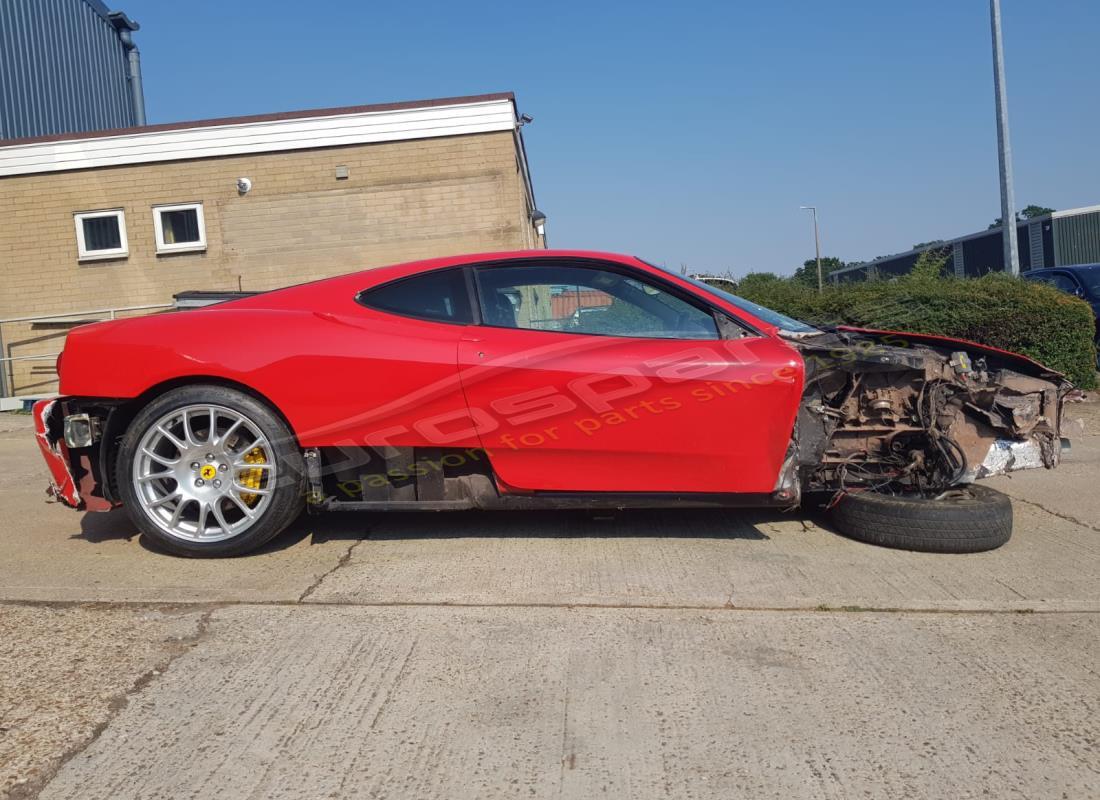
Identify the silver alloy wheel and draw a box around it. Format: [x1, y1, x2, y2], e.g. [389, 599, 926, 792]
[132, 404, 277, 543]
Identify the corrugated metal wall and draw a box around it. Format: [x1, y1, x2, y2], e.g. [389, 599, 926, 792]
[0, 0, 135, 140]
[1053, 211, 1100, 266]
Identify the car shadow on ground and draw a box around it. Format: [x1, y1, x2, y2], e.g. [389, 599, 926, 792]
[72, 505, 847, 558]
[74, 508, 139, 543]
[263, 507, 789, 552]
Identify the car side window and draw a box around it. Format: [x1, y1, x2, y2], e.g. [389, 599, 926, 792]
[1057, 273, 1082, 294]
[357, 268, 472, 324]
[1032, 272, 1079, 294]
[474, 263, 719, 340]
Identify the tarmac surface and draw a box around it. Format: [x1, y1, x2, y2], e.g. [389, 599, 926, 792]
[1, 399, 1097, 799]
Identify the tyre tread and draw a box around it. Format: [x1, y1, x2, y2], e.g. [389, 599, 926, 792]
[829, 485, 1012, 554]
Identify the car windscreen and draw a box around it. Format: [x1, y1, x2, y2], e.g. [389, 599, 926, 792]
[1074, 266, 1100, 295]
[658, 269, 821, 334]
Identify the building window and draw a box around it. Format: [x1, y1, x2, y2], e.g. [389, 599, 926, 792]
[153, 203, 206, 254]
[74, 209, 128, 261]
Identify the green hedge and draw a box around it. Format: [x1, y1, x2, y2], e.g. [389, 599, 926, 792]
[734, 273, 1097, 389]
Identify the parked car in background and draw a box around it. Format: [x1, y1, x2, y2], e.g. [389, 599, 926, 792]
[1024, 264, 1100, 366]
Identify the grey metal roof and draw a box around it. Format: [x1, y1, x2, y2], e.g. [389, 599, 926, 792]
[82, 0, 113, 20]
[0, 0, 139, 139]
[832, 204, 1100, 278]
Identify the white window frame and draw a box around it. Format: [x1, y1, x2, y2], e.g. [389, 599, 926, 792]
[73, 209, 128, 261]
[152, 202, 207, 254]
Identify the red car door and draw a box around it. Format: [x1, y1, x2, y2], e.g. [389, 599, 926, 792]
[457, 260, 804, 494]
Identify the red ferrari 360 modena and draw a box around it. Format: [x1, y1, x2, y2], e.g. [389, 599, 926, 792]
[35, 250, 1069, 557]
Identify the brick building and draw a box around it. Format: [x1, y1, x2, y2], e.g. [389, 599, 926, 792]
[0, 92, 544, 397]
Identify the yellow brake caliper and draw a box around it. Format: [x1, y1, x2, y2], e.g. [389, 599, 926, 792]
[238, 447, 267, 507]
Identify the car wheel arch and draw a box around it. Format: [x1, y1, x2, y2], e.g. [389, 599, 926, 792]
[95, 376, 301, 503]
[113, 383, 307, 556]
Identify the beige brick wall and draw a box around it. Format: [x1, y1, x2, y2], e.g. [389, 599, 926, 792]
[0, 131, 542, 394]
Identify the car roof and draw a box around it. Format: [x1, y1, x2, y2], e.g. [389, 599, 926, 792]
[221, 250, 649, 310]
[364, 249, 645, 280]
[1028, 264, 1100, 274]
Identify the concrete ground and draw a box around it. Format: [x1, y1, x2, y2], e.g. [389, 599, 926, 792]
[0, 399, 1097, 799]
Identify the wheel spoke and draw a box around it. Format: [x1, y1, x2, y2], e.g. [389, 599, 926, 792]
[234, 483, 271, 496]
[181, 411, 199, 447]
[168, 498, 190, 528]
[142, 447, 180, 466]
[208, 409, 218, 444]
[138, 471, 174, 483]
[156, 425, 187, 452]
[235, 462, 274, 471]
[148, 491, 181, 509]
[211, 501, 232, 535]
[228, 492, 256, 518]
[216, 417, 243, 447]
[196, 501, 209, 536]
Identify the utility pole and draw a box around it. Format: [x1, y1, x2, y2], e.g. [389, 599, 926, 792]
[990, 0, 1020, 275]
[800, 206, 823, 292]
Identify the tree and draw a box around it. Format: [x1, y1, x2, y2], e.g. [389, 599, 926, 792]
[1020, 204, 1055, 220]
[912, 240, 945, 250]
[989, 204, 1055, 229]
[909, 247, 951, 281]
[736, 272, 783, 293]
[791, 257, 847, 287]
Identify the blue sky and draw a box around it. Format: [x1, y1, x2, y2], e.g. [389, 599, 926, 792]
[124, 0, 1100, 276]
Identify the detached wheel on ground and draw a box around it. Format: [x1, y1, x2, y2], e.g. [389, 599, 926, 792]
[117, 385, 305, 557]
[829, 484, 1013, 554]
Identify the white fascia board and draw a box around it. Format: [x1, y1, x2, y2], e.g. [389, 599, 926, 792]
[1051, 204, 1100, 220]
[0, 99, 517, 177]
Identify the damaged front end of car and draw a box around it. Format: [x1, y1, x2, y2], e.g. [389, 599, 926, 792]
[33, 398, 120, 512]
[788, 327, 1071, 497]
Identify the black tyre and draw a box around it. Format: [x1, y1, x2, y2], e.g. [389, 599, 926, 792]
[829, 484, 1012, 554]
[117, 385, 305, 557]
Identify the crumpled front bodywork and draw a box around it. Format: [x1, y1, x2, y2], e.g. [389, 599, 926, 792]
[790, 328, 1071, 494]
[34, 399, 80, 507]
[33, 398, 116, 512]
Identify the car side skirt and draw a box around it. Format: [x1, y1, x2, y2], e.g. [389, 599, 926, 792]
[310, 445, 794, 511]
[314, 492, 791, 513]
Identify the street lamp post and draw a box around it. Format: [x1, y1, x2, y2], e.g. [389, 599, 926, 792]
[800, 206, 823, 292]
[990, 0, 1020, 276]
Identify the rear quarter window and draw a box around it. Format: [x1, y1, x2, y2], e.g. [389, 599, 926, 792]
[357, 268, 472, 324]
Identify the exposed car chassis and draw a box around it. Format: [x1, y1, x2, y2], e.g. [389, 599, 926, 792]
[792, 327, 1069, 499]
